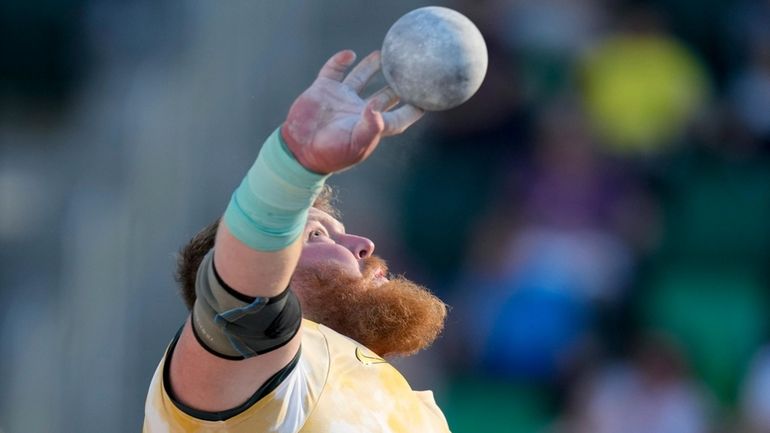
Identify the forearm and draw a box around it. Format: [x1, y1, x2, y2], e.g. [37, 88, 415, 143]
[168, 49, 421, 415]
[213, 223, 301, 298]
[170, 126, 322, 411]
[185, 126, 326, 363]
[212, 127, 328, 298]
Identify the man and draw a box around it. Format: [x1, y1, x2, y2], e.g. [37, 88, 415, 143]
[143, 50, 450, 432]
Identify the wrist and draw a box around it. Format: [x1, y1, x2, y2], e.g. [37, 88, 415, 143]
[223, 127, 330, 251]
[279, 123, 299, 157]
[280, 123, 332, 175]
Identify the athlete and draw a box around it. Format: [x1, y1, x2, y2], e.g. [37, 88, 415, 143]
[143, 50, 450, 432]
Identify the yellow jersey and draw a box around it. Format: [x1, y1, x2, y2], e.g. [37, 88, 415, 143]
[144, 319, 451, 432]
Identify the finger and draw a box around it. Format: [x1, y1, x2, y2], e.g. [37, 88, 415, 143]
[381, 104, 425, 136]
[317, 50, 357, 82]
[366, 86, 400, 112]
[351, 101, 385, 153]
[341, 51, 381, 93]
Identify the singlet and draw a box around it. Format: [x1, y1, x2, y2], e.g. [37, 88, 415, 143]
[144, 319, 451, 433]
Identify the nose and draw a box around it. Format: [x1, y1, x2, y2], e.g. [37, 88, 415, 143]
[340, 234, 375, 259]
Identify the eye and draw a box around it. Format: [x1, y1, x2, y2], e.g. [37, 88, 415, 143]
[309, 229, 325, 240]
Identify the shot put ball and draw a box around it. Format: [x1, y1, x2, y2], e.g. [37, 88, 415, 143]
[381, 6, 488, 111]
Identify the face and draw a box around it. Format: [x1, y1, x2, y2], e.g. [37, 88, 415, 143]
[297, 208, 388, 285]
[291, 208, 448, 357]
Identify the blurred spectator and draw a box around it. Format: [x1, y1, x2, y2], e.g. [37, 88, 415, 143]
[727, 20, 770, 144]
[636, 67, 770, 403]
[578, 5, 710, 154]
[501, 104, 639, 302]
[563, 334, 714, 433]
[740, 346, 770, 433]
[446, 103, 640, 382]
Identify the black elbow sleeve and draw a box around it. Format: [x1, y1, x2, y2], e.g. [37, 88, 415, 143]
[191, 252, 302, 360]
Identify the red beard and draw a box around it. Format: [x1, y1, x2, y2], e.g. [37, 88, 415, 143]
[291, 256, 447, 357]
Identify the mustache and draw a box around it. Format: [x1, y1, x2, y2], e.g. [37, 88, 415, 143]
[361, 256, 389, 279]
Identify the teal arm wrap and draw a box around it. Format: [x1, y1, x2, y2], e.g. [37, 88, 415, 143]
[223, 127, 329, 251]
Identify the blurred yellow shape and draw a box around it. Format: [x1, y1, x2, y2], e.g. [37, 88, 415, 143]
[580, 34, 710, 154]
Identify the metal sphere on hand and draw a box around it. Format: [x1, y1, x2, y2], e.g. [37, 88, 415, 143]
[381, 6, 488, 111]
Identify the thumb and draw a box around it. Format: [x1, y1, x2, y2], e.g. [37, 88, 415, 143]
[351, 102, 385, 155]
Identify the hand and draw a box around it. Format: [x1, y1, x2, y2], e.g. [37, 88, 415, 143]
[281, 50, 424, 174]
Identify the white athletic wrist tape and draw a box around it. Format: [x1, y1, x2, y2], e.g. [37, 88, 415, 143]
[223, 127, 329, 251]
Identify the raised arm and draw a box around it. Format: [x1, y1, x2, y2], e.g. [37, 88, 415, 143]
[168, 50, 423, 413]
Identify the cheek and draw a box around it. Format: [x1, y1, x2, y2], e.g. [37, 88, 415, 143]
[298, 243, 362, 277]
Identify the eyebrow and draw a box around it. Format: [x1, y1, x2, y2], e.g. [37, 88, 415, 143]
[311, 214, 346, 234]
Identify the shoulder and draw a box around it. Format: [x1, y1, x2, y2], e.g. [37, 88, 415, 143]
[144, 321, 332, 433]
